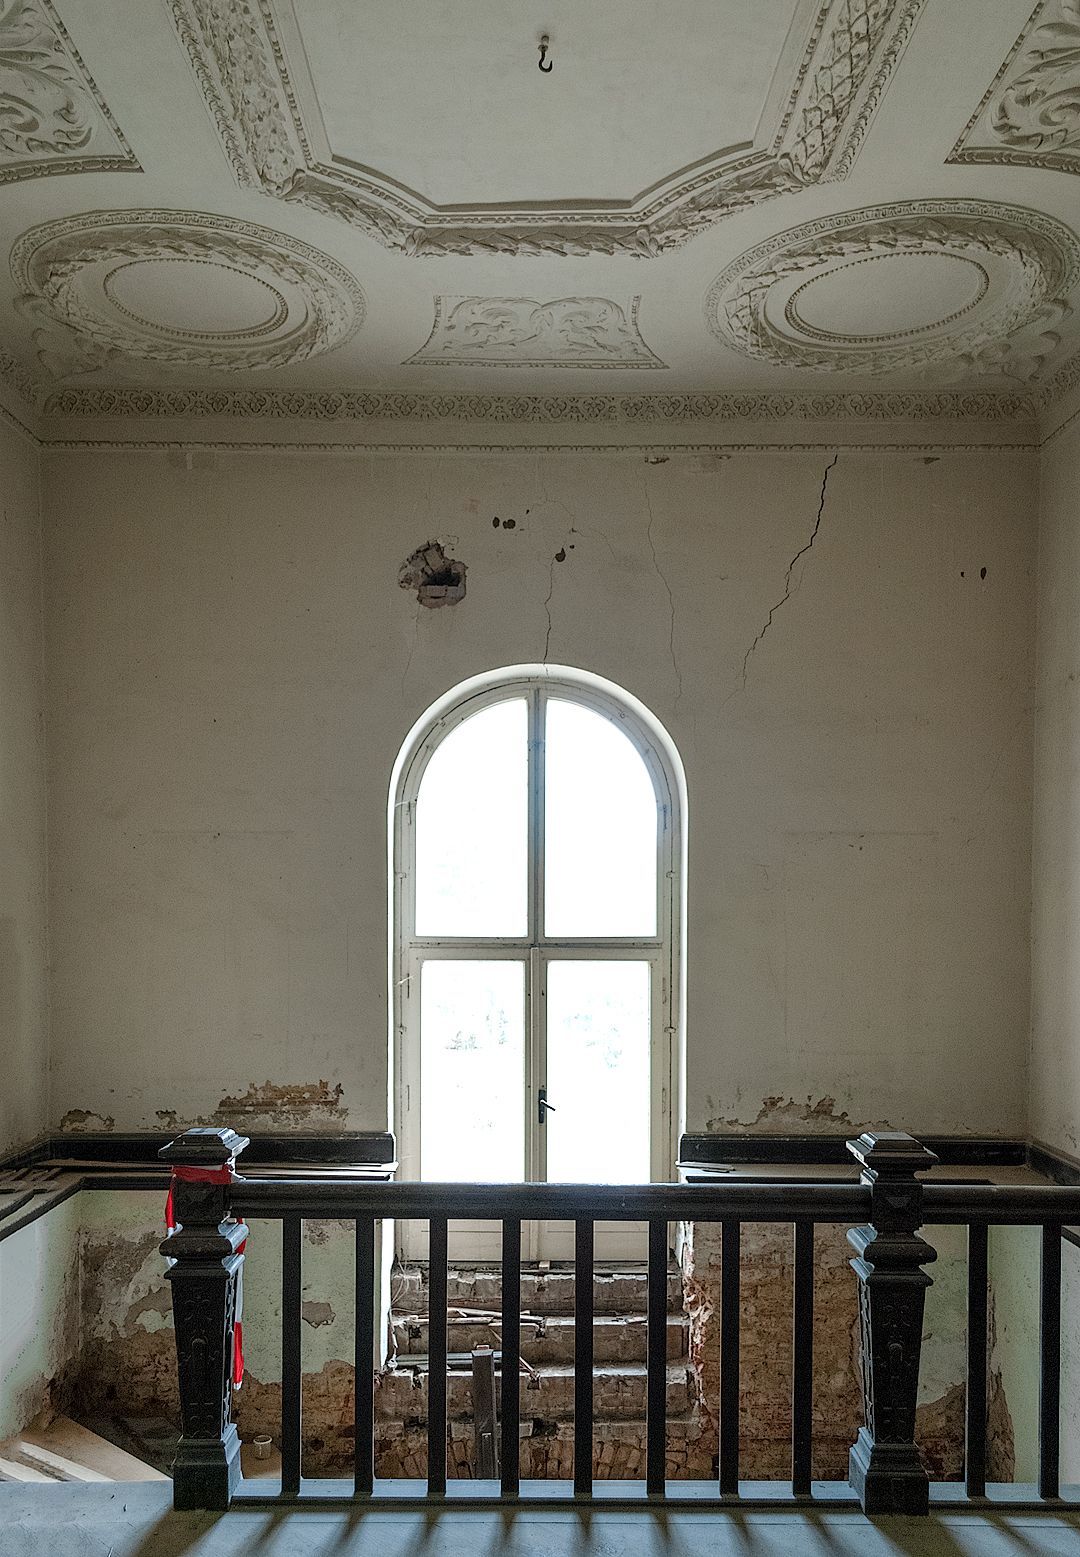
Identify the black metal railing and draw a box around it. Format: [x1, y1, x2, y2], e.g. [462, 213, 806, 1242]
[921, 1183, 1078, 1505]
[158, 1128, 1080, 1515]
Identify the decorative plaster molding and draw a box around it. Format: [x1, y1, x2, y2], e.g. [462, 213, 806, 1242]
[12, 209, 365, 378]
[1038, 339, 1080, 406]
[949, 0, 1080, 175]
[36, 438, 1042, 454]
[405, 297, 665, 369]
[0, 0, 138, 181]
[706, 199, 1080, 382]
[166, 0, 924, 257]
[39, 385, 1037, 423]
[0, 341, 40, 405]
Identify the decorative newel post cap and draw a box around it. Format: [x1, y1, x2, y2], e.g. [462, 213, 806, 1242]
[158, 1126, 250, 1165]
[845, 1131, 939, 1176]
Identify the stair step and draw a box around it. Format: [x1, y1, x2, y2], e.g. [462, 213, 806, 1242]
[0, 1456, 56, 1482]
[393, 1312, 688, 1365]
[395, 1266, 684, 1317]
[11, 1443, 111, 1483]
[377, 1361, 695, 1423]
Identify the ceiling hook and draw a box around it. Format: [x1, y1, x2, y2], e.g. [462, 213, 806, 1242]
[538, 34, 553, 71]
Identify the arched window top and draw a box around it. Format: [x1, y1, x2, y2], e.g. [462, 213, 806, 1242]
[393, 665, 684, 949]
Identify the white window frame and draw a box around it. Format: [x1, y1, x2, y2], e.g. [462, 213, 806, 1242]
[389, 666, 684, 1259]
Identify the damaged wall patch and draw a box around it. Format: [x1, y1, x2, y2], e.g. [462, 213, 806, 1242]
[399, 541, 466, 608]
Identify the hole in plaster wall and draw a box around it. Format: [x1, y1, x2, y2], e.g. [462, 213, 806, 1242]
[399, 540, 467, 608]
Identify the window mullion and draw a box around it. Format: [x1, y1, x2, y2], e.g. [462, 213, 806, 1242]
[531, 686, 544, 946]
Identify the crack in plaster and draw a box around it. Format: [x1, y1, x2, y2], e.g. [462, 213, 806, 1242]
[740, 453, 839, 690]
[542, 550, 557, 663]
[642, 475, 683, 711]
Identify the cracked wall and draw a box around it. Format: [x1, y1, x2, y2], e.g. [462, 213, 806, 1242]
[1033, 414, 1080, 1163]
[1032, 409, 1080, 1482]
[40, 447, 1034, 1135]
[0, 418, 48, 1158]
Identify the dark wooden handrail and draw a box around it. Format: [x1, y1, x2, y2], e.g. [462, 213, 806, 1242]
[923, 1183, 1080, 1220]
[229, 1177, 872, 1222]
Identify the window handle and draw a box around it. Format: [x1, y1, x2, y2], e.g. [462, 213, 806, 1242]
[538, 1086, 556, 1124]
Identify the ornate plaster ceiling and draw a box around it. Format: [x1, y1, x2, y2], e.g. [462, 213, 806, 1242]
[0, 0, 1079, 437]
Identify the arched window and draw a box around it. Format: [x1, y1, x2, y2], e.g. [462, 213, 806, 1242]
[391, 667, 684, 1260]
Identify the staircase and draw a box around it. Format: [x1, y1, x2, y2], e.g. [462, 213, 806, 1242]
[378, 1264, 710, 1481]
[0, 1413, 168, 1484]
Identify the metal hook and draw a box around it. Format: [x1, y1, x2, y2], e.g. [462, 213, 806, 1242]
[538, 34, 552, 71]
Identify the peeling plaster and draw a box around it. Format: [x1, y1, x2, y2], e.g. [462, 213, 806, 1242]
[705, 1094, 862, 1133]
[81, 1227, 167, 1342]
[58, 1109, 115, 1131]
[210, 1079, 347, 1128]
[302, 1301, 335, 1328]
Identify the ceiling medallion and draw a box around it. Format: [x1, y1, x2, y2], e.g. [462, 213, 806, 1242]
[705, 199, 1080, 382]
[949, 0, 1080, 176]
[166, 0, 925, 257]
[11, 209, 366, 379]
[0, 0, 139, 182]
[405, 297, 666, 369]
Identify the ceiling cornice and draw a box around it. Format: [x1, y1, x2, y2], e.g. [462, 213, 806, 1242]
[10, 349, 1080, 452]
[38, 386, 1037, 423]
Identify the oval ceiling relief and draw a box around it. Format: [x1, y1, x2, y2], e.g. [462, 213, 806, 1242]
[11, 209, 365, 378]
[705, 200, 1080, 382]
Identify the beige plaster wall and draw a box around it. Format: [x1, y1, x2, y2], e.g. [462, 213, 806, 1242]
[1032, 417, 1080, 1159]
[1031, 415, 1080, 1482]
[0, 420, 48, 1155]
[41, 446, 1035, 1139]
[0, 1194, 80, 1438]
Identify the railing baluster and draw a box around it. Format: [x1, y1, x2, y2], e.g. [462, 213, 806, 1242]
[353, 1216, 376, 1498]
[159, 1127, 249, 1511]
[965, 1221, 988, 1499]
[719, 1218, 740, 1496]
[280, 1215, 302, 1499]
[1039, 1223, 1062, 1501]
[501, 1217, 521, 1498]
[791, 1220, 814, 1496]
[427, 1215, 448, 1497]
[574, 1218, 594, 1497]
[647, 1217, 668, 1496]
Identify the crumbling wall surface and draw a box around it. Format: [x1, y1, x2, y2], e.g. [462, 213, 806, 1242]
[77, 1192, 179, 1423]
[0, 1195, 81, 1437]
[681, 1219, 975, 1481]
[988, 1223, 1040, 1484]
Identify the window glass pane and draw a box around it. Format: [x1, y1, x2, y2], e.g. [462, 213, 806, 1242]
[415, 698, 527, 936]
[544, 960, 651, 1183]
[420, 960, 525, 1181]
[544, 699, 658, 937]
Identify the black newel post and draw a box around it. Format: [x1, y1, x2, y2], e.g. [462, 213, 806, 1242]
[159, 1126, 250, 1511]
[846, 1130, 939, 1516]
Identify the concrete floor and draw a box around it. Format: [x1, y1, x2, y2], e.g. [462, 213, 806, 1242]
[3, 1485, 1080, 1557]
